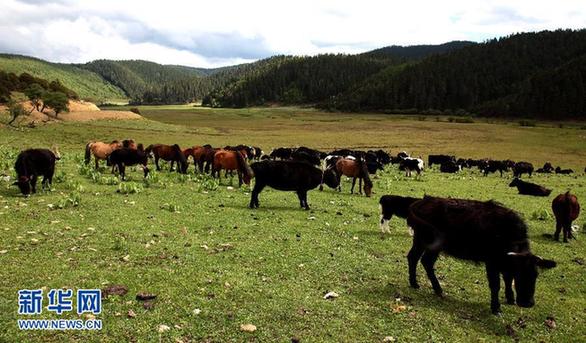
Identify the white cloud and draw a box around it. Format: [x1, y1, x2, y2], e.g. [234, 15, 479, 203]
[0, 0, 585, 67]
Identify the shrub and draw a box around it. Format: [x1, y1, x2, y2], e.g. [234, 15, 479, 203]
[117, 182, 143, 194]
[129, 107, 141, 114]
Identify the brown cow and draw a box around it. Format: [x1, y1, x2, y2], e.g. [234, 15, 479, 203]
[552, 192, 580, 242]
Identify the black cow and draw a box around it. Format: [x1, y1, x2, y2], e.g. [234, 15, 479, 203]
[319, 166, 340, 191]
[509, 178, 551, 196]
[406, 196, 556, 314]
[373, 149, 391, 165]
[330, 149, 354, 157]
[555, 166, 574, 174]
[291, 150, 321, 165]
[440, 161, 461, 173]
[482, 160, 510, 177]
[536, 162, 554, 173]
[249, 160, 322, 210]
[252, 146, 263, 160]
[456, 158, 471, 169]
[379, 195, 421, 233]
[364, 152, 384, 174]
[428, 154, 456, 167]
[108, 144, 149, 180]
[270, 147, 293, 160]
[13, 149, 58, 196]
[324, 155, 344, 169]
[513, 162, 534, 177]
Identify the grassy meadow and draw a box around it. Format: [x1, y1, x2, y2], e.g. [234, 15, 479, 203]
[0, 105, 585, 342]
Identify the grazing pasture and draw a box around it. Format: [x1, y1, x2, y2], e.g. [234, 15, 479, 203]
[0, 105, 585, 342]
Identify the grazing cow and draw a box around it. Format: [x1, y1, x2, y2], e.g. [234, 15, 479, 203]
[536, 162, 554, 174]
[249, 160, 322, 210]
[428, 154, 456, 168]
[440, 161, 461, 173]
[509, 178, 551, 197]
[373, 149, 392, 165]
[319, 166, 340, 191]
[456, 158, 471, 169]
[555, 166, 574, 175]
[482, 160, 510, 177]
[406, 196, 556, 314]
[513, 162, 534, 177]
[364, 152, 384, 174]
[552, 192, 580, 242]
[211, 150, 253, 187]
[335, 158, 373, 197]
[270, 147, 293, 160]
[400, 157, 424, 177]
[379, 195, 421, 233]
[145, 144, 188, 173]
[13, 148, 58, 196]
[108, 144, 149, 180]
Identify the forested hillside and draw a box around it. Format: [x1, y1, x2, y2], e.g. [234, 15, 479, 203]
[330, 29, 586, 119]
[0, 54, 126, 102]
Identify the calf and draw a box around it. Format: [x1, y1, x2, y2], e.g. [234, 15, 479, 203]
[509, 178, 551, 197]
[406, 196, 556, 314]
[555, 166, 574, 175]
[536, 162, 554, 173]
[513, 162, 534, 177]
[552, 192, 580, 242]
[400, 157, 424, 177]
[13, 148, 58, 196]
[379, 195, 420, 234]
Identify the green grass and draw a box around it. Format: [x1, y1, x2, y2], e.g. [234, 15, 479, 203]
[0, 106, 585, 342]
[0, 54, 128, 103]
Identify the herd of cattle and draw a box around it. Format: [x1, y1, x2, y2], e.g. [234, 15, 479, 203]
[8, 140, 583, 315]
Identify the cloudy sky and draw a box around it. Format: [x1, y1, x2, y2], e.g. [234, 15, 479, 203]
[1, 0, 585, 68]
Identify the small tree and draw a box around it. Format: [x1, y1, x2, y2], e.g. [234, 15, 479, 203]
[42, 91, 69, 117]
[7, 99, 26, 126]
[24, 83, 44, 112]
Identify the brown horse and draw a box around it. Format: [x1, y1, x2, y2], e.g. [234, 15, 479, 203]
[186, 145, 216, 173]
[85, 140, 122, 169]
[145, 144, 188, 173]
[211, 149, 253, 186]
[335, 158, 373, 196]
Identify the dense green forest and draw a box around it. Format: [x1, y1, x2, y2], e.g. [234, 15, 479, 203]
[2, 30, 585, 118]
[0, 70, 78, 103]
[330, 29, 586, 119]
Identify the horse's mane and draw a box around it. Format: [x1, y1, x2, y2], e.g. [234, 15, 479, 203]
[356, 158, 373, 185]
[235, 150, 253, 179]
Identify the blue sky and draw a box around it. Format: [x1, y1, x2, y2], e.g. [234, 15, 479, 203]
[0, 0, 585, 68]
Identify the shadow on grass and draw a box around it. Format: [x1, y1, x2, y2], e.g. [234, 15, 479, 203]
[354, 281, 508, 337]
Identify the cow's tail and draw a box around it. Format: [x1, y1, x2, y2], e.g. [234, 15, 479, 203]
[84, 142, 92, 164]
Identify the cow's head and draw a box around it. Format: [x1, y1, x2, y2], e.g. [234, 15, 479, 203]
[508, 178, 520, 187]
[506, 252, 556, 308]
[13, 175, 31, 196]
[363, 179, 373, 197]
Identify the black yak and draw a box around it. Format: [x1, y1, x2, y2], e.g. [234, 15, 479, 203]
[13, 148, 58, 196]
[249, 160, 322, 210]
[406, 196, 556, 314]
[509, 178, 551, 197]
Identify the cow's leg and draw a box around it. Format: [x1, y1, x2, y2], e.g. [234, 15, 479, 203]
[30, 175, 38, 194]
[562, 220, 571, 243]
[486, 263, 501, 314]
[421, 250, 442, 296]
[237, 170, 243, 187]
[350, 178, 356, 194]
[407, 239, 424, 289]
[250, 182, 265, 208]
[554, 220, 562, 241]
[95, 156, 99, 170]
[300, 190, 310, 210]
[119, 164, 126, 180]
[154, 156, 161, 171]
[502, 272, 515, 305]
[358, 178, 363, 195]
